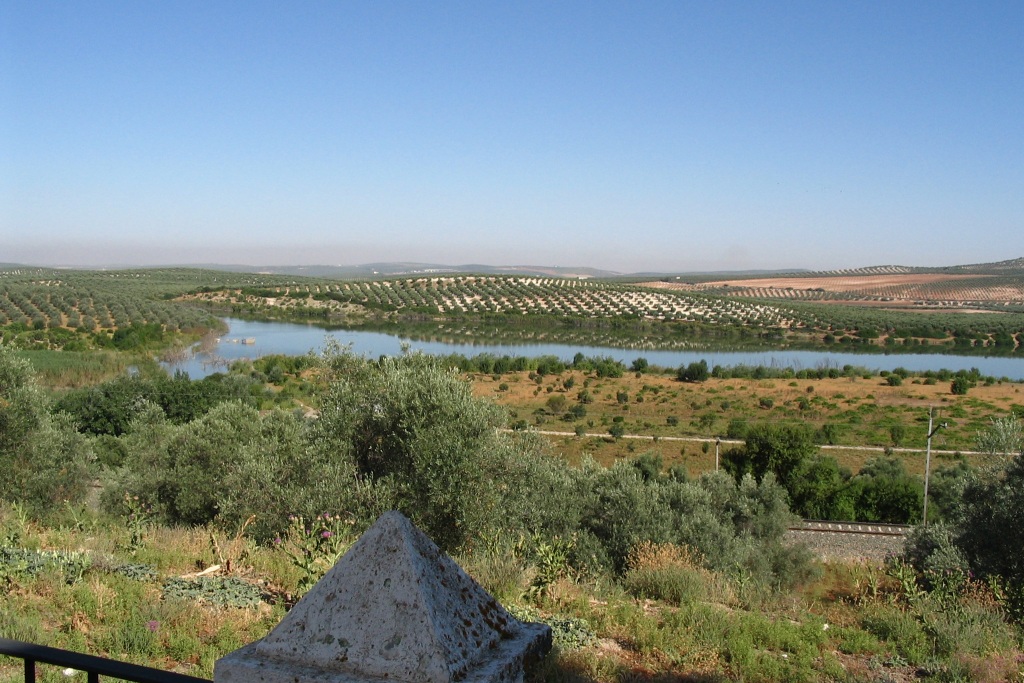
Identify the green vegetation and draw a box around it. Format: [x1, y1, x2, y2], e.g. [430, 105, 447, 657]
[2, 341, 1023, 681]
[0, 345, 93, 515]
[3, 266, 1022, 355]
[3, 263, 1024, 680]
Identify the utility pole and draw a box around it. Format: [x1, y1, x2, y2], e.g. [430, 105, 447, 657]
[923, 407, 947, 526]
[715, 437, 721, 471]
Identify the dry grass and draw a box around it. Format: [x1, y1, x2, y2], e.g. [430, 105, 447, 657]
[472, 370, 1024, 475]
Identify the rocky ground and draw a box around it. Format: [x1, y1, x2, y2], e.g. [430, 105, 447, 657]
[787, 529, 905, 563]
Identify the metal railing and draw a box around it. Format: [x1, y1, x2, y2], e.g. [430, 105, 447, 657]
[0, 639, 210, 683]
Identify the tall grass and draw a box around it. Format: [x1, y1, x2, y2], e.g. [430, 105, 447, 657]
[19, 350, 129, 388]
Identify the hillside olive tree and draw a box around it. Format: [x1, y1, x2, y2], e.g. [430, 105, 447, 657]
[309, 348, 508, 552]
[0, 344, 93, 514]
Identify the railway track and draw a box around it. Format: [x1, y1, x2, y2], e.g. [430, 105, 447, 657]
[788, 520, 912, 537]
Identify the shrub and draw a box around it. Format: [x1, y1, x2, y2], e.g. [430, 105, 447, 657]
[0, 344, 93, 515]
[901, 523, 969, 593]
[851, 457, 923, 523]
[677, 360, 709, 383]
[954, 454, 1024, 614]
[951, 376, 972, 395]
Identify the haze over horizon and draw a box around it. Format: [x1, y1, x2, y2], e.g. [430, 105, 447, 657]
[3, 2, 1022, 273]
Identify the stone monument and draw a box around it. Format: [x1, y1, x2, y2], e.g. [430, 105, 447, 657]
[215, 511, 551, 683]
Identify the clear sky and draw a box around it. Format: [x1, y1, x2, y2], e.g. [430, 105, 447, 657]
[2, 1, 1022, 273]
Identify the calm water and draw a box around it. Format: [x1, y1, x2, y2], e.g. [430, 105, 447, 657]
[165, 318, 1024, 380]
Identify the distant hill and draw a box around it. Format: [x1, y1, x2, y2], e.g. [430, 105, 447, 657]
[181, 257, 1024, 280]
[787, 257, 1024, 279]
[4, 257, 1022, 280]
[175, 262, 621, 279]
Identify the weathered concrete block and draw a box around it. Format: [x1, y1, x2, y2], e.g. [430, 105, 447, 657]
[215, 511, 551, 683]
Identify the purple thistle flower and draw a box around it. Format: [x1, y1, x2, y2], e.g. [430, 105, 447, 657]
[321, 531, 333, 538]
[146, 620, 159, 632]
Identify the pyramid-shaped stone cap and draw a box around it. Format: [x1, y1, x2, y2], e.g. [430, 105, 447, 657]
[215, 511, 551, 683]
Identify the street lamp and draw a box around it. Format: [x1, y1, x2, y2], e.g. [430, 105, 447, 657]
[922, 408, 947, 526]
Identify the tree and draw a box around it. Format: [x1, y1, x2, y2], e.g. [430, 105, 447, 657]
[954, 454, 1024, 610]
[310, 348, 507, 552]
[787, 455, 855, 520]
[976, 416, 1022, 460]
[677, 360, 709, 383]
[0, 344, 93, 514]
[951, 375, 973, 395]
[738, 422, 818, 489]
[889, 424, 906, 447]
[630, 357, 649, 373]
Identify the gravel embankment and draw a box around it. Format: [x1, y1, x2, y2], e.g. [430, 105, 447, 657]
[787, 530, 906, 563]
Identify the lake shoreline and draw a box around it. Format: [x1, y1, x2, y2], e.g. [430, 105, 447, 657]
[164, 317, 1024, 381]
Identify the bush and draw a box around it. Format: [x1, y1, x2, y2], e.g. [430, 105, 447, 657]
[576, 460, 675, 572]
[0, 344, 93, 515]
[951, 376, 973, 395]
[677, 360, 709, 383]
[851, 457, 923, 523]
[954, 454, 1024, 612]
[901, 523, 969, 592]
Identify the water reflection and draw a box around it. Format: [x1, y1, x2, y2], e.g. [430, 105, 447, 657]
[164, 318, 1024, 380]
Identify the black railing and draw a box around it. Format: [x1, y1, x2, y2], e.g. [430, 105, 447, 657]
[0, 639, 210, 683]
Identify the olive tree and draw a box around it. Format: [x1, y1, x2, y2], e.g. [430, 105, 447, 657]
[0, 344, 93, 514]
[309, 349, 508, 552]
[976, 416, 1022, 461]
[954, 455, 1024, 613]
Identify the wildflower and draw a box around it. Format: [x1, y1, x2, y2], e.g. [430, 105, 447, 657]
[62, 668, 78, 677]
[274, 537, 282, 545]
[321, 531, 333, 538]
[146, 620, 159, 632]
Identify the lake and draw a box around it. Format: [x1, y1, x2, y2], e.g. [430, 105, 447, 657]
[163, 318, 1024, 381]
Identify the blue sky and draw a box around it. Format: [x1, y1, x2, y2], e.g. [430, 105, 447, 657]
[2, 1, 1022, 273]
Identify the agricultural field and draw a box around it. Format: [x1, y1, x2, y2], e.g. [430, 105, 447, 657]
[183, 274, 1024, 351]
[647, 258, 1024, 313]
[2, 265, 1023, 354]
[183, 275, 798, 327]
